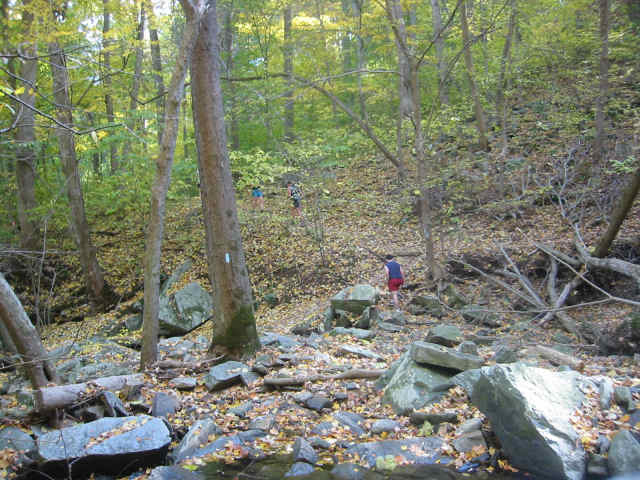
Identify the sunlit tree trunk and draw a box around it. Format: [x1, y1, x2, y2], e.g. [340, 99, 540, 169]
[222, 3, 239, 150]
[283, 4, 294, 142]
[102, 0, 119, 172]
[121, 3, 145, 164]
[460, 0, 489, 152]
[48, 42, 115, 310]
[147, 0, 166, 145]
[594, 0, 609, 165]
[191, 0, 260, 358]
[430, 0, 449, 106]
[15, 2, 41, 251]
[140, 0, 203, 369]
[0, 273, 58, 391]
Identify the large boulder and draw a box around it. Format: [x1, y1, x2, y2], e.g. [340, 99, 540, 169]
[172, 418, 222, 463]
[35, 415, 170, 478]
[204, 361, 250, 391]
[381, 352, 454, 415]
[331, 285, 379, 315]
[471, 363, 592, 480]
[159, 282, 213, 336]
[411, 341, 484, 372]
[608, 429, 640, 477]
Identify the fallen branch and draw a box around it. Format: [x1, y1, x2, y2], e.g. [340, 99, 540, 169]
[36, 374, 144, 411]
[539, 257, 584, 340]
[531, 345, 584, 371]
[576, 243, 640, 287]
[264, 368, 385, 388]
[148, 355, 224, 372]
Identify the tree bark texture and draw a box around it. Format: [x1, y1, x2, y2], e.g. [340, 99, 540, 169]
[221, 4, 239, 150]
[48, 42, 114, 310]
[14, 20, 41, 251]
[102, 0, 119, 172]
[0, 273, 58, 392]
[140, 0, 203, 369]
[283, 5, 294, 142]
[594, 0, 610, 164]
[460, 0, 489, 152]
[147, 0, 166, 145]
[431, 0, 449, 106]
[191, 0, 260, 357]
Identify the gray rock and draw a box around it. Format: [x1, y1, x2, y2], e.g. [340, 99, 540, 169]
[355, 307, 372, 329]
[310, 422, 334, 436]
[160, 259, 193, 296]
[377, 322, 402, 333]
[204, 361, 249, 391]
[599, 377, 615, 410]
[491, 344, 519, 363]
[101, 391, 130, 417]
[159, 282, 213, 336]
[293, 392, 314, 404]
[614, 386, 634, 412]
[338, 344, 383, 361]
[411, 341, 483, 372]
[345, 437, 444, 468]
[249, 415, 275, 431]
[228, 401, 254, 418]
[285, 461, 315, 477]
[334, 411, 366, 436]
[587, 454, 609, 478]
[80, 405, 105, 421]
[172, 418, 222, 463]
[409, 411, 457, 427]
[457, 341, 479, 356]
[382, 352, 453, 415]
[387, 310, 407, 326]
[0, 426, 35, 452]
[442, 285, 469, 308]
[293, 437, 318, 464]
[461, 305, 500, 327]
[409, 295, 444, 317]
[426, 325, 463, 347]
[169, 377, 198, 391]
[453, 419, 486, 453]
[149, 466, 205, 480]
[331, 463, 366, 480]
[309, 437, 332, 449]
[35, 415, 170, 478]
[306, 396, 332, 412]
[371, 420, 400, 434]
[331, 285, 379, 314]
[608, 430, 640, 477]
[329, 327, 375, 340]
[260, 333, 301, 352]
[178, 431, 266, 462]
[471, 363, 591, 480]
[240, 370, 262, 387]
[151, 392, 180, 418]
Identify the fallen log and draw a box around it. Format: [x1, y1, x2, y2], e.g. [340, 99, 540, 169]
[148, 355, 224, 372]
[36, 374, 145, 411]
[264, 368, 385, 388]
[532, 345, 584, 371]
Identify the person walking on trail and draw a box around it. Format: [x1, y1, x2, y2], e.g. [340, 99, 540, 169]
[384, 254, 404, 309]
[287, 181, 302, 217]
[251, 186, 265, 210]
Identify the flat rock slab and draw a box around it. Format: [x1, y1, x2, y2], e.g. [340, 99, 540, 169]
[411, 341, 483, 372]
[345, 437, 444, 468]
[338, 344, 383, 361]
[35, 415, 170, 478]
[172, 418, 222, 463]
[149, 465, 205, 480]
[331, 285, 379, 314]
[169, 377, 198, 391]
[177, 430, 266, 462]
[204, 361, 250, 391]
[329, 327, 376, 340]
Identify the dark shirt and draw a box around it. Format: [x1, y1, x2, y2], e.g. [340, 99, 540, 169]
[386, 260, 403, 279]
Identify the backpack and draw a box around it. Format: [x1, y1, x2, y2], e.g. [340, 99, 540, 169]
[290, 184, 302, 200]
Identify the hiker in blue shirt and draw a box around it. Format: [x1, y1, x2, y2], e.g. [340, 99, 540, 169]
[384, 255, 404, 309]
[287, 182, 302, 217]
[251, 186, 265, 210]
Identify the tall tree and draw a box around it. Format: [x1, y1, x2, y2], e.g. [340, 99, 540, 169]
[48, 42, 115, 310]
[191, 0, 260, 357]
[430, 0, 449, 106]
[594, 0, 610, 164]
[140, 0, 204, 369]
[221, 2, 240, 150]
[0, 273, 58, 391]
[14, 0, 41, 250]
[102, 0, 119, 172]
[147, 0, 166, 145]
[460, 0, 489, 152]
[283, 4, 294, 142]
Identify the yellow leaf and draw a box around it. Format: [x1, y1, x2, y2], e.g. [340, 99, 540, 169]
[14, 86, 25, 95]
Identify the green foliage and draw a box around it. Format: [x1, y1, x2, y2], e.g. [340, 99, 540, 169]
[230, 148, 293, 190]
[169, 159, 199, 200]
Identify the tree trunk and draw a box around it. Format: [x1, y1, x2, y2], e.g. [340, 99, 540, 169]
[87, 112, 103, 176]
[140, 0, 203, 369]
[191, 0, 260, 357]
[431, 0, 449, 106]
[594, 0, 610, 164]
[48, 42, 115, 310]
[353, 0, 368, 122]
[283, 4, 294, 142]
[121, 3, 145, 164]
[221, 4, 239, 150]
[102, 0, 119, 173]
[0, 273, 58, 391]
[592, 164, 640, 258]
[147, 0, 166, 145]
[460, 0, 489, 152]
[14, 8, 41, 251]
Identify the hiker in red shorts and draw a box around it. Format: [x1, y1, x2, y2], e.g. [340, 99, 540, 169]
[384, 254, 404, 309]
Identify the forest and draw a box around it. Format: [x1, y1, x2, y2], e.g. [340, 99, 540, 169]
[0, 0, 639, 479]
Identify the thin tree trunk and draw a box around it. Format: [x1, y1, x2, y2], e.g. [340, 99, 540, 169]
[431, 0, 449, 105]
[191, 0, 260, 357]
[48, 42, 115, 310]
[140, 0, 203, 369]
[15, 4, 41, 251]
[0, 273, 58, 391]
[353, 0, 368, 122]
[460, 0, 489, 152]
[87, 112, 103, 176]
[594, 0, 610, 164]
[103, 0, 119, 172]
[222, 3, 240, 150]
[147, 0, 166, 145]
[283, 4, 294, 142]
[121, 3, 145, 163]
